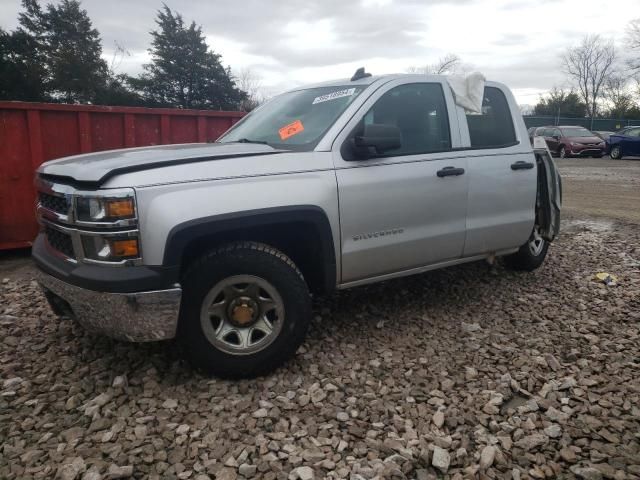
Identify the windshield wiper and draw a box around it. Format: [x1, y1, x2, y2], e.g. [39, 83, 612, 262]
[233, 138, 269, 145]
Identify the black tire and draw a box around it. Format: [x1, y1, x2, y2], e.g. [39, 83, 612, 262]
[504, 226, 549, 272]
[178, 241, 311, 378]
[609, 145, 623, 160]
[558, 146, 568, 159]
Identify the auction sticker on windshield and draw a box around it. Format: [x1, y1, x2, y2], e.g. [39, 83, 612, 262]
[279, 120, 305, 140]
[312, 88, 356, 105]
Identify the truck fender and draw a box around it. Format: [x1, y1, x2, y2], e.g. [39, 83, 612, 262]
[162, 205, 337, 292]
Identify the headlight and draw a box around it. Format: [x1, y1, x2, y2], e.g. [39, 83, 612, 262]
[81, 234, 140, 261]
[76, 195, 136, 222]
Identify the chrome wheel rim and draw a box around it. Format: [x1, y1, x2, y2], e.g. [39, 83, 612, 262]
[559, 148, 566, 158]
[200, 275, 284, 355]
[611, 147, 619, 158]
[528, 226, 545, 256]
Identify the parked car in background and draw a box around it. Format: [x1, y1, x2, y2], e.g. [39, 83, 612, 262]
[535, 126, 605, 158]
[528, 126, 546, 145]
[607, 126, 640, 159]
[593, 131, 615, 143]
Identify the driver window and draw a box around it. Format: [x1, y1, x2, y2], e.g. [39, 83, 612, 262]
[363, 83, 451, 156]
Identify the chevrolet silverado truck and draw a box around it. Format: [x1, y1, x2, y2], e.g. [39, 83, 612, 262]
[33, 70, 562, 378]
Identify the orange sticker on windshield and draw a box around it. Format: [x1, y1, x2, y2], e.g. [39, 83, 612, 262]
[279, 120, 304, 140]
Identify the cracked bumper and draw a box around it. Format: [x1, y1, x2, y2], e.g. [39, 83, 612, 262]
[36, 269, 182, 342]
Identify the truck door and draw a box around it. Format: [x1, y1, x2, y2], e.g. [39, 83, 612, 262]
[460, 85, 537, 256]
[332, 79, 469, 284]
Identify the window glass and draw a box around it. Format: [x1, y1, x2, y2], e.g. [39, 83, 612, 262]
[360, 83, 451, 155]
[542, 128, 554, 137]
[560, 127, 593, 137]
[219, 85, 365, 151]
[628, 128, 640, 137]
[466, 87, 517, 148]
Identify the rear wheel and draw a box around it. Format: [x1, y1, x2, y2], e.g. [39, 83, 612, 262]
[178, 242, 311, 378]
[505, 225, 549, 271]
[609, 145, 623, 159]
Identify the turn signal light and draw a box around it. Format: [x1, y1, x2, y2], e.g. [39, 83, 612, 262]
[105, 199, 135, 218]
[111, 239, 139, 257]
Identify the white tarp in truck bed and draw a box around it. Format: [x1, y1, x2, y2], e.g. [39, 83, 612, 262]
[446, 72, 486, 114]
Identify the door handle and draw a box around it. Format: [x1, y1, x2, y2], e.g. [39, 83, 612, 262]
[437, 166, 465, 177]
[511, 161, 534, 170]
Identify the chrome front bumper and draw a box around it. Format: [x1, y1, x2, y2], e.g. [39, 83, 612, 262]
[36, 269, 182, 342]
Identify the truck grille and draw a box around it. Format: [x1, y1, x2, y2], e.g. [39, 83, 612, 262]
[39, 192, 70, 215]
[45, 226, 75, 259]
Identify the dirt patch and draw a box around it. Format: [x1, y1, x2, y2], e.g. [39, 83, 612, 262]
[557, 157, 640, 224]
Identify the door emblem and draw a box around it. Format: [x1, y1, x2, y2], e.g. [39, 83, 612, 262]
[353, 228, 404, 242]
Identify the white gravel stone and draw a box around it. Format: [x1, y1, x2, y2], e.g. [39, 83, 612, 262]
[252, 407, 268, 418]
[479, 446, 496, 469]
[431, 446, 450, 472]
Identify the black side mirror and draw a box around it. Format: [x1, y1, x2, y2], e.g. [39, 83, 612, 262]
[552, 135, 560, 140]
[349, 124, 402, 159]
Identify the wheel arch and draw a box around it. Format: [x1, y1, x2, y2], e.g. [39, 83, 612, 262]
[163, 206, 337, 294]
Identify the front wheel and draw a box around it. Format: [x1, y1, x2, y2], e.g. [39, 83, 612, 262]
[559, 146, 568, 159]
[505, 226, 549, 271]
[178, 242, 311, 378]
[609, 145, 623, 160]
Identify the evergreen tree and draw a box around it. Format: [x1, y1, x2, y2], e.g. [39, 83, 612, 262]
[130, 5, 246, 109]
[533, 88, 587, 118]
[43, 0, 109, 102]
[0, 27, 47, 101]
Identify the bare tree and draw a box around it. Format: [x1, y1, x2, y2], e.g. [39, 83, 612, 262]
[626, 18, 640, 72]
[408, 54, 468, 75]
[562, 35, 617, 128]
[603, 75, 635, 117]
[235, 67, 264, 112]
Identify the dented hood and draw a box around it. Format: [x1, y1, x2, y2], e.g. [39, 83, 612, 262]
[37, 142, 287, 185]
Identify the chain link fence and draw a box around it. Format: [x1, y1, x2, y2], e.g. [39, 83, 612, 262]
[524, 116, 640, 132]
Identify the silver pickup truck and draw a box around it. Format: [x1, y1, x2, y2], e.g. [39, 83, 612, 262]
[33, 71, 561, 378]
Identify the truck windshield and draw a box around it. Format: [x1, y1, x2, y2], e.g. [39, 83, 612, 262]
[218, 86, 365, 150]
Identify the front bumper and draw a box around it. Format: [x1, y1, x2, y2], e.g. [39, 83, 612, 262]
[36, 268, 182, 342]
[569, 145, 604, 156]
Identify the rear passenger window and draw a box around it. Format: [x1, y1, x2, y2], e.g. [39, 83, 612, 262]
[363, 83, 451, 155]
[466, 87, 517, 148]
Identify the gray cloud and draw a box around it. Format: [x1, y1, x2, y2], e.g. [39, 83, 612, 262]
[0, 0, 630, 102]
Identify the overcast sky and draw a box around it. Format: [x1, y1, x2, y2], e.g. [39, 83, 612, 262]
[1, 0, 638, 105]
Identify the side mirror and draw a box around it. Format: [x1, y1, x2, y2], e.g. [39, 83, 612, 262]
[351, 124, 402, 159]
[552, 135, 560, 140]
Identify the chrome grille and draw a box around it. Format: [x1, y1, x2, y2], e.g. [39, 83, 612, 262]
[39, 192, 70, 215]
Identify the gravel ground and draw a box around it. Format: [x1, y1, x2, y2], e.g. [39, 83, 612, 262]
[1, 215, 639, 480]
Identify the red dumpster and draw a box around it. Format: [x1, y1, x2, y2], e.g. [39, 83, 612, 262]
[0, 102, 245, 250]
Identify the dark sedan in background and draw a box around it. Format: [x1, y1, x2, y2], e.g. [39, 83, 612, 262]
[607, 126, 640, 159]
[531, 126, 605, 158]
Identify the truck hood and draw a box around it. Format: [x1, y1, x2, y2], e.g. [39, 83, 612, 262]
[37, 142, 289, 185]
